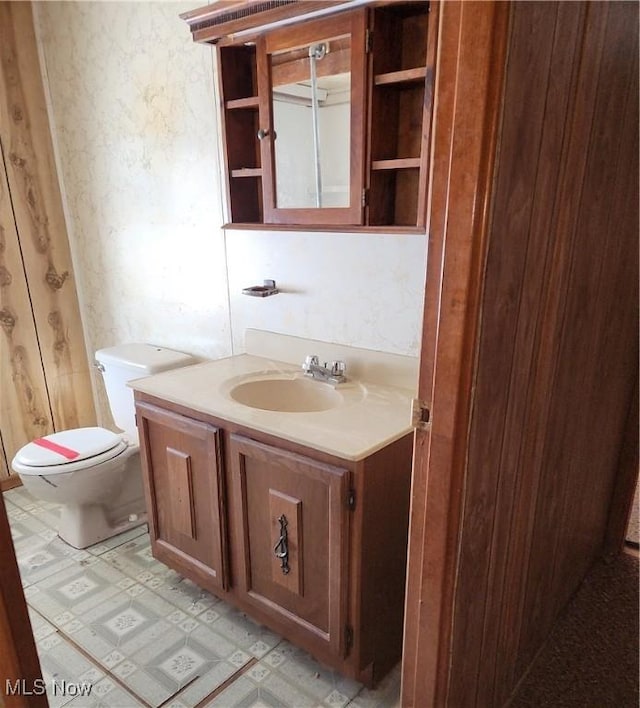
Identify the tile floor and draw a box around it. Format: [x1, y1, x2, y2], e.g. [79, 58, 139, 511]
[4, 487, 400, 708]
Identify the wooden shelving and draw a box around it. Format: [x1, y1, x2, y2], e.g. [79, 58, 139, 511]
[374, 67, 427, 86]
[367, 3, 430, 227]
[219, 44, 262, 223]
[226, 96, 260, 110]
[372, 158, 421, 171]
[231, 168, 262, 178]
[213, 3, 433, 229]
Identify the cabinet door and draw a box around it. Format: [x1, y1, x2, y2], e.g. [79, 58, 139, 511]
[229, 434, 350, 657]
[136, 402, 228, 591]
[258, 10, 367, 225]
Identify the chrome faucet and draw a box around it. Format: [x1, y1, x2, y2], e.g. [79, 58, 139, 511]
[302, 355, 347, 384]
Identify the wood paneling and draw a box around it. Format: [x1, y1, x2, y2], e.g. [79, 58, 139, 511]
[0, 2, 95, 443]
[0, 141, 54, 481]
[429, 2, 639, 705]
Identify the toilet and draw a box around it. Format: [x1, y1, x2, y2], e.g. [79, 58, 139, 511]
[11, 343, 196, 549]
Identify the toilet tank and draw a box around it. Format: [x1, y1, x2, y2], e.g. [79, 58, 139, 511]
[95, 344, 196, 442]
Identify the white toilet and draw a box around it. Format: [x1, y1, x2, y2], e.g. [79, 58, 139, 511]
[11, 343, 196, 549]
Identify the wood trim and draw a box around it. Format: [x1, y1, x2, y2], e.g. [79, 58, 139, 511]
[0, 494, 46, 706]
[0, 477, 22, 493]
[416, 2, 438, 229]
[605, 376, 639, 553]
[183, 1, 344, 45]
[401, 1, 511, 705]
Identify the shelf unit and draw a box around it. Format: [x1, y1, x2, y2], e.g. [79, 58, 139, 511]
[219, 44, 262, 223]
[367, 3, 430, 227]
[212, 2, 433, 229]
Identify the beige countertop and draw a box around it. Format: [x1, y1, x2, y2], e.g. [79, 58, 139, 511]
[129, 353, 415, 461]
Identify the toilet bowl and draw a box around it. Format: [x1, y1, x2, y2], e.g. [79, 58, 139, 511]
[11, 344, 196, 549]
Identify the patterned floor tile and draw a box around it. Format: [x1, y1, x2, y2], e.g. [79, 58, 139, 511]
[64, 678, 146, 707]
[259, 641, 362, 706]
[101, 533, 180, 584]
[102, 533, 234, 620]
[85, 524, 149, 557]
[33, 620, 107, 708]
[209, 608, 281, 658]
[13, 527, 97, 588]
[346, 663, 401, 708]
[6, 486, 387, 708]
[204, 669, 327, 707]
[5, 487, 61, 527]
[25, 558, 257, 707]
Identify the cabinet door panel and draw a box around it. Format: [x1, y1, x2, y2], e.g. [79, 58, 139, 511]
[230, 434, 349, 657]
[136, 403, 228, 591]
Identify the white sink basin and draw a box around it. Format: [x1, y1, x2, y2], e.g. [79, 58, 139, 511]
[229, 377, 343, 413]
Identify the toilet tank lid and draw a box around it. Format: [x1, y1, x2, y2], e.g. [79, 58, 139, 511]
[14, 427, 123, 468]
[95, 343, 196, 374]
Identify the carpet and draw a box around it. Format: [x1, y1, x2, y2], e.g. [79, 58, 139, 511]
[510, 552, 639, 707]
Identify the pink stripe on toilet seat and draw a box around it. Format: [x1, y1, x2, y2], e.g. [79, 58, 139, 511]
[32, 438, 80, 460]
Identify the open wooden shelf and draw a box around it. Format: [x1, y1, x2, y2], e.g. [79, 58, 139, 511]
[372, 158, 421, 171]
[374, 67, 427, 86]
[231, 168, 262, 178]
[226, 96, 260, 110]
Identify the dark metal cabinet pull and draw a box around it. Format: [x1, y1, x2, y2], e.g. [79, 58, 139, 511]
[273, 514, 290, 575]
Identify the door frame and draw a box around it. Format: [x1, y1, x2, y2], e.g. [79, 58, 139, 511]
[401, 1, 511, 705]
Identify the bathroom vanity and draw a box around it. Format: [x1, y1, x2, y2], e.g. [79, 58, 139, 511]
[130, 334, 416, 685]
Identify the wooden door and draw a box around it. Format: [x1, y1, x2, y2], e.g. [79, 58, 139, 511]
[229, 434, 350, 658]
[137, 403, 228, 592]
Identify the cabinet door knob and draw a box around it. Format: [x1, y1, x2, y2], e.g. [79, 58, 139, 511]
[257, 128, 276, 141]
[273, 514, 290, 575]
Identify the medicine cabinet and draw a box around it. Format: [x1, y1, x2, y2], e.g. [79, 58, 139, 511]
[181, 1, 432, 229]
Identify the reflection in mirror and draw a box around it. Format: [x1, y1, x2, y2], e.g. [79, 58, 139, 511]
[270, 34, 351, 209]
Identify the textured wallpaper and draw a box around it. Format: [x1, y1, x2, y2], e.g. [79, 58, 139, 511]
[34, 1, 231, 363]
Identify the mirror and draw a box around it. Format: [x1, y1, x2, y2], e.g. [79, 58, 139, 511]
[269, 33, 351, 209]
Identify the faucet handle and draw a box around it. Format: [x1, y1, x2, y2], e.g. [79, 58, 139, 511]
[303, 354, 319, 371]
[331, 360, 346, 377]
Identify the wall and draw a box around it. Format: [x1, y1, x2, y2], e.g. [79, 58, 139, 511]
[33, 1, 426, 424]
[34, 1, 231, 366]
[226, 229, 425, 355]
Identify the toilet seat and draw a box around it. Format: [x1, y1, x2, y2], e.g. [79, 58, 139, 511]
[12, 427, 129, 476]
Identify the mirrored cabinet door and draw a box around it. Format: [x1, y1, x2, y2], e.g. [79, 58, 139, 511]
[258, 11, 367, 225]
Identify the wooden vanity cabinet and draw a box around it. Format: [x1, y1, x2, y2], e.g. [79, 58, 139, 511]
[136, 402, 229, 592]
[134, 392, 413, 686]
